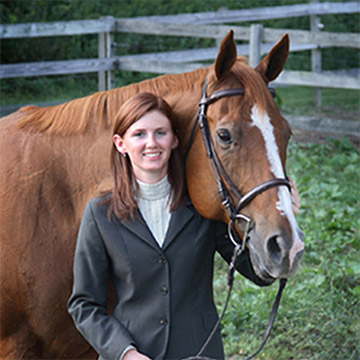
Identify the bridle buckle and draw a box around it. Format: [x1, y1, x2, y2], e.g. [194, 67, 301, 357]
[227, 213, 254, 253]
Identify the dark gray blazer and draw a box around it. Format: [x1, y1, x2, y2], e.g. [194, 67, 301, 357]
[68, 197, 268, 360]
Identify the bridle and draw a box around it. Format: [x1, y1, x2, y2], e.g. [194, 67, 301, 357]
[184, 77, 290, 360]
[187, 76, 291, 246]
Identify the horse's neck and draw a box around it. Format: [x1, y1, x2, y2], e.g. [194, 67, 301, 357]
[167, 90, 200, 149]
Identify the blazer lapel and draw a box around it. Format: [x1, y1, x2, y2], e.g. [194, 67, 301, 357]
[162, 204, 195, 250]
[116, 203, 195, 251]
[119, 211, 160, 251]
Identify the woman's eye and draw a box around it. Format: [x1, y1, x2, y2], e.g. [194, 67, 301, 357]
[134, 132, 145, 137]
[216, 129, 233, 145]
[157, 130, 166, 136]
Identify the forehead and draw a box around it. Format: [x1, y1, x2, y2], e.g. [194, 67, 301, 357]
[210, 64, 270, 115]
[128, 110, 171, 131]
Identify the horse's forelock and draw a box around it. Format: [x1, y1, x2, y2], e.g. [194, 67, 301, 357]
[211, 60, 271, 114]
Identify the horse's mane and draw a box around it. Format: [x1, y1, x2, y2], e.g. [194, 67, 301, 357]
[16, 68, 208, 136]
[16, 58, 271, 136]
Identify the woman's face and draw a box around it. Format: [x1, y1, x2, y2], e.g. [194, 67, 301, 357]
[113, 110, 178, 184]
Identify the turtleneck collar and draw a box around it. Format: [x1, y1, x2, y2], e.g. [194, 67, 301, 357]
[136, 175, 171, 201]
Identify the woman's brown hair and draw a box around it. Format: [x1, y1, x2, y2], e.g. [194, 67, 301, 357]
[106, 92, 185, 220]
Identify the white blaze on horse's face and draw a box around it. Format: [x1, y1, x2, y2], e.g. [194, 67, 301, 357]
[250, 105, 304, 277]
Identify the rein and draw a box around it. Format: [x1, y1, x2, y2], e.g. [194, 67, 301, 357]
[184, 77, 289, 360]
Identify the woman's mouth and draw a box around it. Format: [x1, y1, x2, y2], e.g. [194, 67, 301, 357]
[143, 152, 161, 158]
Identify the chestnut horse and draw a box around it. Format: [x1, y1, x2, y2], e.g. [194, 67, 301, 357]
[0, 31, 304, 359]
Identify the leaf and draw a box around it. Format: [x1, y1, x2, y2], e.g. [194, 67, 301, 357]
[351, 286, 360, 297]
[346, 262, 360, 276]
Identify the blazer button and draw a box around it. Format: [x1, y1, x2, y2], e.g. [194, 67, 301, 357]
[160, 286, 168, 295]
[159, 317, 168, 325]
[158, 257, 166, 265]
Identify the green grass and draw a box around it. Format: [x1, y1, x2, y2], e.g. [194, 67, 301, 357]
[0, 76, 99, 106]
[0, 72, 155, 107]
[215, 137, 360, 360]
[276, 86, 360, 120]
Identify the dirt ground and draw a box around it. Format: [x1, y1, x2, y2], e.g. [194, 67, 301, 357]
[288, 106, 360, 150]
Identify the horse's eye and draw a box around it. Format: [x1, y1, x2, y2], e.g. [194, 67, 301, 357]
[216, 129, 233, 145]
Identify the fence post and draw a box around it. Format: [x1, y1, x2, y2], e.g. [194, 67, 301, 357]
[98, 16, 115, 92]
[311, 0, 323, 107]
[249, 24, 263, 68]
[215, 7, 228, 49]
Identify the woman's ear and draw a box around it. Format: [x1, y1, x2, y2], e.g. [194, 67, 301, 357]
[172, 136, 179, 150]
[113, 134, 127, 155]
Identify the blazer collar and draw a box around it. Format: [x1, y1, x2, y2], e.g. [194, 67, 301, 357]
[119, 211, 158, 251]
[119, 203, 195, 252]
[162, 203, 195, 250]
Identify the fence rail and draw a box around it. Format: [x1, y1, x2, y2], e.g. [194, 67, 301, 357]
[1, 2, 359, 136]
[1, 2, 359, 38]
[1, 57, 359, 91]
[1, 23, 359, 89]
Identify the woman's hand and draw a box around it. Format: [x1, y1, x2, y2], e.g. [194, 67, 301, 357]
[122, 349, 152, 360]
[289, 177, 301, 215]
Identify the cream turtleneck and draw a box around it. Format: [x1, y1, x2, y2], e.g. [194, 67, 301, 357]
[136, 176, 171, 247]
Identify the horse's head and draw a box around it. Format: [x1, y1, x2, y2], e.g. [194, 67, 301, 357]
[186, 31, 304, 282]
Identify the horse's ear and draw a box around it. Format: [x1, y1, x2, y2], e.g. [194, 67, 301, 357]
[215, 30, 237, 80]
[255, 33, 289, 84]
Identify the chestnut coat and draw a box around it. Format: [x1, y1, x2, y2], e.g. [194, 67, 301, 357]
[68, 197, 268, 360]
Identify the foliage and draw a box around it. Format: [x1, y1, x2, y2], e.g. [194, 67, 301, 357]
[1, 0, 359, 106]
[214, 137, 360, 359]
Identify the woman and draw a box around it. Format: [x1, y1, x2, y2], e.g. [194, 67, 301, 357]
[68, 92, 300, 360]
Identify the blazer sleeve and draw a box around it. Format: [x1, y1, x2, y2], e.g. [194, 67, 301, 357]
[214, 221, 274, 286]
[68, 201, 136, 360]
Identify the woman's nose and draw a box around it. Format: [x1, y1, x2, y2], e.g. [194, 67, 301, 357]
[146, 133, 157, 147]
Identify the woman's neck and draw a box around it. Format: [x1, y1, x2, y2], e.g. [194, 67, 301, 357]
[134, 171, 168, 184]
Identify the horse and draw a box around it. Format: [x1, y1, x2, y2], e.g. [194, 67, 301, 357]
[0, 30, 304, 359]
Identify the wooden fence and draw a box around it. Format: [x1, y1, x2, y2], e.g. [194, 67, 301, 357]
[1, 2, 359, 136]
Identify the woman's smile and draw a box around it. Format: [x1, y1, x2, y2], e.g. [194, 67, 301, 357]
[143, 151, 161, 158]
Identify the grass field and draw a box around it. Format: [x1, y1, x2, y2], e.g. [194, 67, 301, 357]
[276, 86, 360, 120]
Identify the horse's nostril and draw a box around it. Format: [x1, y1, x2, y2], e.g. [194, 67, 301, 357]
[267, 235, 282, 263]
